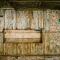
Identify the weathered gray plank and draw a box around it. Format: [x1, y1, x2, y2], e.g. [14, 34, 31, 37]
[16, 11, 30, 29]
[5, 10, 16, 29]
[31, 10, 43, 30]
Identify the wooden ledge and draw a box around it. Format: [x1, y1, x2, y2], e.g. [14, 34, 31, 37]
[4, 30, 40, 38]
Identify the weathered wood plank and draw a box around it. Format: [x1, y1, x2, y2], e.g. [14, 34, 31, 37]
[17, 43, 44, 55]
[45, 32, 60, 54]
[4, 30, 40, 33]
[4, 30, 40, 38]
[5, 38, 40, 42]
[0, 43, 3, 55]
[0, 17, 4, 32]
[5, 10, 16, 29]
[0, 33, 3, 43]
[4, 43, 17, 55]
[16, 11, 30, 29]
[31, 10, 43, 30]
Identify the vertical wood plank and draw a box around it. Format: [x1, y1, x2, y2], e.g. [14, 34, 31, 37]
[5, 10, 16, 29]
[16, 11, 30, 29]
[4, 43, 17, 55]
[0, 33, 3, 43]
[0, 43, 3, 55]
[31, 10, 43, 30]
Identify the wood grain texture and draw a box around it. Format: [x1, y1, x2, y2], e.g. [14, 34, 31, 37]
[17, 43, 44, 55]
[0, 33, 3, 43]
[0, 17, 4, 32]
[4, 30, 40, 38]
[45, 32, 60, 54]
[4, 43, 17, 55]
[0, 43, 3, 55]
[31, 10, 43, 30]
[16, 11, 30, 29]
[5, 10, 16, 29]
[5, 38, 40, 43]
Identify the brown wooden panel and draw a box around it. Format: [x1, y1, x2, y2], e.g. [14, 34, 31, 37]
[5, 38, 40, 43]
[4, 43, 17, 55]
[17, 43, 44, 55]
[0, 43, 3, 55]
[45, 32, 60, 54]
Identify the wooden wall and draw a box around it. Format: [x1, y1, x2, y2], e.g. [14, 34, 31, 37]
[0, 9, 60, 60]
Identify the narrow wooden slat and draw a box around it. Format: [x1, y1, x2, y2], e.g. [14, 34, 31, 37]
[5, 10, 16, 29]
[17, 43, 44, 55]
[0, 43, 3, 55]
[0, 33, 3, 43]
[31, 10, 43, 30]
[5, 38, 40, 43]
[0, 17, 4, 32]
[4, 30, 40, 33]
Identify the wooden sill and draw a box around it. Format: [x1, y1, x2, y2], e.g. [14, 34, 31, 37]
[4, 30, 40, 39]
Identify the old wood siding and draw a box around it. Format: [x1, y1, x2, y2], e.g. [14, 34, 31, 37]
[5, 10, 16, 30]
[0, 9, 60, 60]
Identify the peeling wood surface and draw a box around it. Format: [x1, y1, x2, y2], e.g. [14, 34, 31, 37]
[31, 10, 43, 29]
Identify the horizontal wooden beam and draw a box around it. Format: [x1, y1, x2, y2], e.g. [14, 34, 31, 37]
[4, 30, 40, 38]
